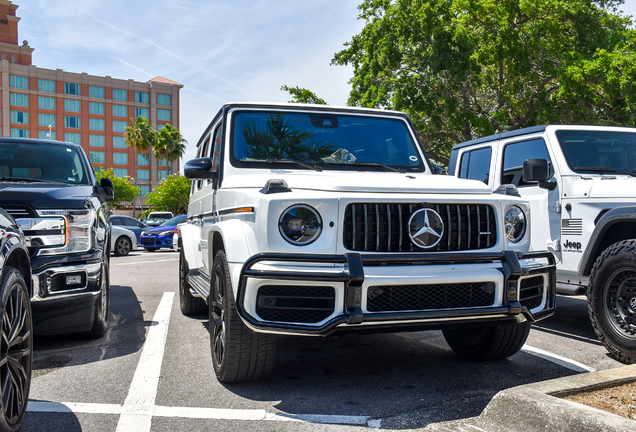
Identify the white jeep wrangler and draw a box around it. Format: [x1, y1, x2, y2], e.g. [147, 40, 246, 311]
[179, 103, 556, 382]
[449, 125, 636, 363]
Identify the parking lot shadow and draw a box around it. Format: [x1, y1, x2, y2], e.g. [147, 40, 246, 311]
[32, 284, 150, 376]
[531, 295, 602, 346]
[217, 330, 577, 428]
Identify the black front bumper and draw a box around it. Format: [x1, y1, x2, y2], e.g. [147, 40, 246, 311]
[236, 250, 557, 336]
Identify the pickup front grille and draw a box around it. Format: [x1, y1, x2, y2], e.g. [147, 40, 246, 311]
[2, 204, 37, 219]
[343, 203, 497, 252]
[367, 282, 496, 312]
[256, 285, 335, 323]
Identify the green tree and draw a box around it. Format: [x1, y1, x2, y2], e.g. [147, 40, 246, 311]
[144, 174, 191, 216]
[154, 124, 187, 167]
[95, 168, 141, 209]
[281, 85, 327, 104]
[332, 0, 636, 165]
[126, 116, 155, 186]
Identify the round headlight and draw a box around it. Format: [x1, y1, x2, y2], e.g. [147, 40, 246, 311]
[504, 205, 526, 243]
[279, 204, 322, 246]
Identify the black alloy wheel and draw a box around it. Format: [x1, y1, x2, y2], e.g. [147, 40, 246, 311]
[114, 237, 132, 256]
[0, 267, 32, 432]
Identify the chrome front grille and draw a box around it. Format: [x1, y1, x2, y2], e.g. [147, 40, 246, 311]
[343, 203, 497, 252]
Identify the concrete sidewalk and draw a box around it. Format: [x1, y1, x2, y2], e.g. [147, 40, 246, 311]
[423, 364, 636, 432]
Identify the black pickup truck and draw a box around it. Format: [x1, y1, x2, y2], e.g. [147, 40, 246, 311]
[0, 137, 114, 337]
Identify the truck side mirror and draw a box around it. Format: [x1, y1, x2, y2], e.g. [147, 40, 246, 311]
[99, 177, 115, 202]
[523, 159, 556, 190]
[184, 158, 216, 180]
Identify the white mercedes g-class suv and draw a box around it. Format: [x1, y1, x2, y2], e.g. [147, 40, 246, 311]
[179, 103, 556, 383]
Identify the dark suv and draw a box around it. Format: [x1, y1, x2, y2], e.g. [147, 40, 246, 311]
[0, 138, 114, 337]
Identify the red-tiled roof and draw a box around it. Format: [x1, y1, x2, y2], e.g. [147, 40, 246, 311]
[148, 76, 182, 86]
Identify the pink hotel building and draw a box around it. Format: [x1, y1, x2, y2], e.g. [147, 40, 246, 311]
[0, 1, 183, 197]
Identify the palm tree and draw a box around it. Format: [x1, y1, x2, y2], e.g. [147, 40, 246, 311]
[154, 124, 187, 174]
[125, 116, 155, 216]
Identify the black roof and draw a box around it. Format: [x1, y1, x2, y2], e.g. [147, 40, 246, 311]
[451, 125, 547, 150]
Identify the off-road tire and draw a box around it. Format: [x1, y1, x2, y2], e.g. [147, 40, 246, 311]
[0, 267, 32, 432]
[588, 240, 636, 364]
[114, 236, 132, 256]
[83, 261, 110, 338]
[179, 248, 206, 315]
[209, 250, 278, 383]
[442, 321, 531, 360]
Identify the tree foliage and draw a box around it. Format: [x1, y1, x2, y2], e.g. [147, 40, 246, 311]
[95, 168, 141, 209]
[281, 85, 328, 105]
[125, 116, 155, 153]
[332, 0, 636, 165]
[154, 124, 188, 164]
[144, 174, 191, 216]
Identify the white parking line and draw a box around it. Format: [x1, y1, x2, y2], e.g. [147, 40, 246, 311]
[521, 344, 596, 373]
[113, 258, 178, 266]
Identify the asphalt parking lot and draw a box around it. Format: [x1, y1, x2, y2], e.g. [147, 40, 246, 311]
[22, 250, 624, 431]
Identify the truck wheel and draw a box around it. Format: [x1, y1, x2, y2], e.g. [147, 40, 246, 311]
[179, 249, 206, 315]
[442, 321, 530, 360]
[114, 236, 131, 256]
[84, 261, 110, 338]
[209, 250, 278, 383]
[0, 267, 32, 432]
[588, 240, 636, 364]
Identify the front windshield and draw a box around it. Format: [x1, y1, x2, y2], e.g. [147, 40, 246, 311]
[557, 130, 636, 173]
[160, 215, 187, 226]
[0, 141, 89, 184]
[231, 111, 425, 172]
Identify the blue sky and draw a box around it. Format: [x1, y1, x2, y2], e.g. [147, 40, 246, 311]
[16, 0, 636, 165]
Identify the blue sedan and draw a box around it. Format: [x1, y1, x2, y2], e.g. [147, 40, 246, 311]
[140, 215, 187, 252]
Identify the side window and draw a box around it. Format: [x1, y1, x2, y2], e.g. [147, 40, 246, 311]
[110, 217, 121, 225]
[210, 125, 222, 171]
[458, 147, 492, 184]
[501, 138, 552, 187]
[196, 135, 212, 190]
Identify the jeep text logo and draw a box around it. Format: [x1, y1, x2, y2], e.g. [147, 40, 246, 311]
[563, 240, 582, 251]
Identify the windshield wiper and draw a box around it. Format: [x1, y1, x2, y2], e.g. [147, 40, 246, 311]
[324, 161, 407, 173]
[573, 167, 636, 178]
[0, 177, 54, 183]
[243, 159, 323, 172]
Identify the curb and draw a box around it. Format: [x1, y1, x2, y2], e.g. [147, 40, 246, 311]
[424, 364, 636, 432]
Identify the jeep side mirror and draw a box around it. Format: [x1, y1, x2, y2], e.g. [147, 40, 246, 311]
[99, 177, 115, 202]
[184, 158, 217, 180]
[523, 159, 556, 190]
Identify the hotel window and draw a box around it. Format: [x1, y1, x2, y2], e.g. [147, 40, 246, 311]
[135, 92, 149, 103]
[10, 93, 28, 107]
[137, 169, 150, 181]
[38, 130, 56, 140]
[112, 89, 127, 101]
[113, 136, 127, 148]
[10, 111, 28, 124]
[139, 185, 150, 196]
[89, 135, 105, 147]
[38, 96, 55, 110]
[90, 151, 105, 164]
[38, 113, 56, 127]
[113, 152, 128, 165]
[64, 99, 81, 112]
[89, 102, 104, 115]
[113, 104, 128, 117]
[64, 82, 80, 95]
[157, 94, 171, 106]
[10, 75, 28, 89]
[137, 154, 150, 165]
[93, 166, 104, 174]
[89, 118, 105, 131]
[158, 170, 168, 181]
[38, 79, 55, 92]
[157, 124, 166, 130]
[11, 128, 28, 138]
[113, 120, 126, 132]
[113, 168, 128, 177]
[157, 109, 171, 121]
[89, 86, 105, 98]
[65, 133, 81, 144]
[135, 107, 149, 119]
[65, 116, 81, 129]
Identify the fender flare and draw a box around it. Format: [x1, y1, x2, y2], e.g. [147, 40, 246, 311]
[208, 219, 257, 265]
[579, 206, 636, 276]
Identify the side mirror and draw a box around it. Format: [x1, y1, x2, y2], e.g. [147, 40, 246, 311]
[431, 165, 447, 175]
[99, 177, 115, 202]
[184, 158, 217, 180]
[523, 159, 556, 190]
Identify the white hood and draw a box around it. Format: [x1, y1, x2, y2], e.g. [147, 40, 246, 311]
[588, 177, 636, 198]
[222, 171, 492, 195]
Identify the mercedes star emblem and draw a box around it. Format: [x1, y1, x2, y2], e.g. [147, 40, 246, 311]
[408, 208, 444, 249]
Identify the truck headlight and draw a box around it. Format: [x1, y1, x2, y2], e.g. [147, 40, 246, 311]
[279, 204, 322, 246]
[504, 206, 526, 243]
[36, 209, 96, 254]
